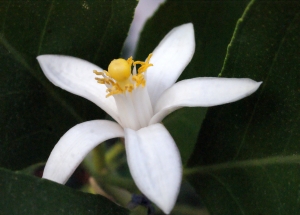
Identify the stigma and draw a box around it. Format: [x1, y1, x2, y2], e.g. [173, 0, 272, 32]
[94, 54, 153, 97]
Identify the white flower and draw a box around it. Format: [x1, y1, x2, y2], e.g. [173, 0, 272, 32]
[37, 23, 261, 214]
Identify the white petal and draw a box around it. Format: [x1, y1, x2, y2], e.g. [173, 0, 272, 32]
[146, 23, 195, 106]
[43, 120, 124, 184]
[124, 124, 182, 214]
[150, 77, 262, 124]
[37, 55, 120, 123]
[113, 87, 153, 130]
[113, 93, 141, 130]
[131, 86, 153, 128]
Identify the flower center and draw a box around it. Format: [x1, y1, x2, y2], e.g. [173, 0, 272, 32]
[93, 54, 153, 97]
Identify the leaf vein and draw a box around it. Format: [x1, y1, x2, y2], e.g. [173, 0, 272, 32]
[210, 173, 246, 215]
[0, 34, 83, 122]
[37, 0, 55, 55]
[185, 155, 300, 175]
[92, 1, 114, 63]
[1, 0, 11, 33]
[234, 6, 300, 160]
[260, 166, 283, 215]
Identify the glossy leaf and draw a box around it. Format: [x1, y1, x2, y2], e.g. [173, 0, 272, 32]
[187, 0, 300, 214]
[135, 0, 250, 164]
[0, 0, 137, 170]
[0, 168, 128, 214]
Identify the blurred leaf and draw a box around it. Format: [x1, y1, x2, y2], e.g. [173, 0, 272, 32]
[0, 168, 128, 215]
[187, 0, 300, 214]
[0, 0, 137, 170]
[135, 0, 249, 164]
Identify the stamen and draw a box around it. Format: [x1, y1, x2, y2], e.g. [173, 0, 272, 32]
[95, 77, 114, 85]
[132, 74, 146, 87]
[134, 53, 153, 74]
[93, 70, 103, 75]
[125, 84, 134, 92]
[106, 84, 123, 97]
[127, 56, 134, 66]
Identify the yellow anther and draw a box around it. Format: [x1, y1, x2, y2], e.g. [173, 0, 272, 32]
[132, 74, 146, 87]
[106, 84, 123, 97]
[125, 84, 134, 92]
[93, 70, 108, 78]
[127, 56, 134, 66]
[108, 58, 131, 82]
[93, 70, 103, 75]
[145, 53, 153, 63]
[95, 77, 114, 85]
[134, 53, 153, 74]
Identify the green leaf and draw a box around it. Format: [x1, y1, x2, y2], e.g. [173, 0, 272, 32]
[187, 0, 300, 214]
[0, 0, 137, 170]
[0, 167, 129, 214]
[135, 0, 249, 164]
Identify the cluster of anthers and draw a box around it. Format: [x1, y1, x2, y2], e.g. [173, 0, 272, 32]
[93, 54, 153, 97]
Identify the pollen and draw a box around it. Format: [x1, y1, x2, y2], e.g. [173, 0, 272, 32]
[93, 54, 153, 97]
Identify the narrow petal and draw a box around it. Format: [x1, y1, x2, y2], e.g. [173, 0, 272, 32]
[150, 77, 262, 124]
[113, 87, 153, 130]
[113, 93, 141, 130]
[43, 120, 124, 184]
[131, 86, 153, 128]
[124, 124, 182, 214]
[146, 23, 195, 105]
[37, 55, 120, 123]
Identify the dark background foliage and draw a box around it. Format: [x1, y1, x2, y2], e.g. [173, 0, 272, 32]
[0, 0, 299, 214]
[138, 0, 300, 214]
[0, 0, 136, 214]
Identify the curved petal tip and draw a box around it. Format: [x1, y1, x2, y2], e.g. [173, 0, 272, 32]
[37, 55, 120, 123]
[42, 120, 124, 184]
